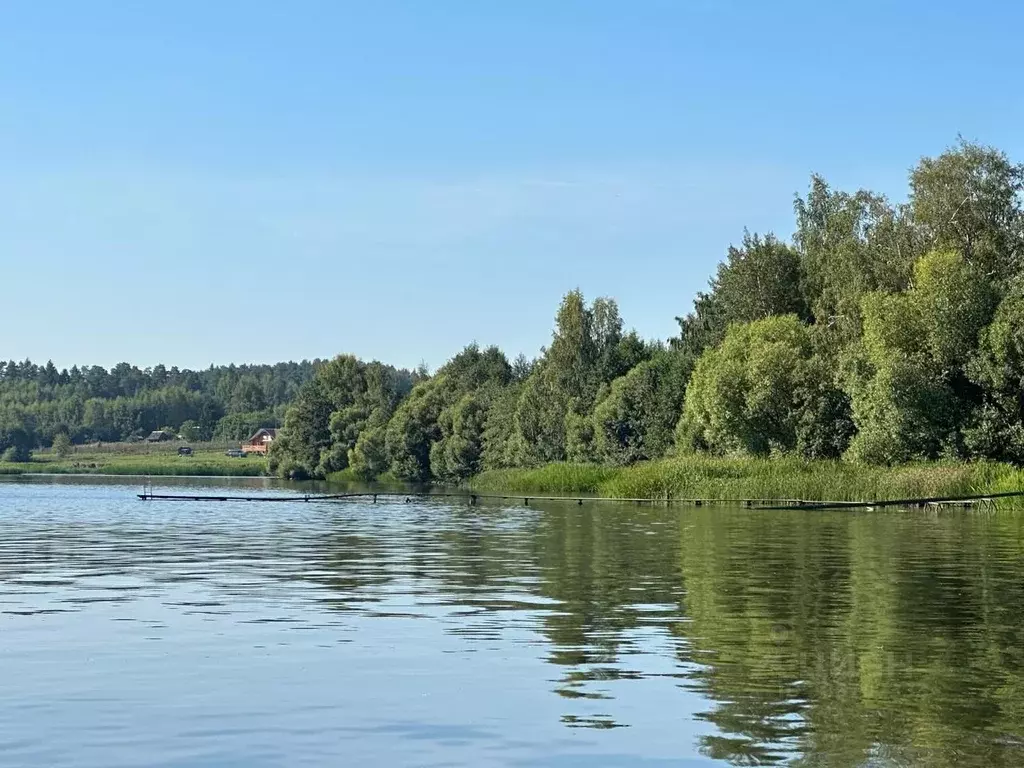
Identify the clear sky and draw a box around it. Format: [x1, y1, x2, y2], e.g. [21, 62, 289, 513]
[2, 1, 1022, 371]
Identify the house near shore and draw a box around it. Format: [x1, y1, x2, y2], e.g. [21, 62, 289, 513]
[244, 428, 278, 454]
[145, 430, 175, 443]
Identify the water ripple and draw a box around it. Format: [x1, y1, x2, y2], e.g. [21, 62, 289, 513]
[1, 477, 1023, 766]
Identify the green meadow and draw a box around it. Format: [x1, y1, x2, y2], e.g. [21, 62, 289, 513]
[0, 443, 267, 477]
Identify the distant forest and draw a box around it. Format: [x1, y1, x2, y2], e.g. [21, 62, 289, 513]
[268, 139, 1024, 480]
[6, 139, 1024, 476]
[0, 360, 321, 460]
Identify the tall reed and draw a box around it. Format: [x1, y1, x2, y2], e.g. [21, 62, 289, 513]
[470, 457, 1024, 504]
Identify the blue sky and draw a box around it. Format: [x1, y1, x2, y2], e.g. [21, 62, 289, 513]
[2, 1, 1022, 371]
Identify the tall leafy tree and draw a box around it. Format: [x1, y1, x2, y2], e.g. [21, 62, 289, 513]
[910, 138, 1024, 280]
[677, 315, 847, 457]
[430, 392, 490, 482]
[845, 251, 995, 464]
[676, 232, 809, 356]
[513, 291, 652, 465]
[383, 345, 511, 482]
[794, 177, 921, 339]
[0, 422, 34, 462]
[270, 355, 412, 478]
[480, 384, 525, 470]
[964, 284, 1024, 463]
[593, 351, 691, 464]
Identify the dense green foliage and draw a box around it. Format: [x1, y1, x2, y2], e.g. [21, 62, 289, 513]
[268, 139, 1024, 482]
[10, 139, 1021, 483]
[271, 291, 665, 480]
[0, 359, 320, 458]
[267, 355, 416, 480]
[676, 315, 850, 458]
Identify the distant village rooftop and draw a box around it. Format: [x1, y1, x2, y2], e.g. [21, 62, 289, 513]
[244, 428, 278, 454]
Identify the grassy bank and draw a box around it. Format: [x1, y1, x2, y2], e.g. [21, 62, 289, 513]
[0, 445, 267, 477]
[469, 456, 1024, 503]
[9, 446, 1023, 501]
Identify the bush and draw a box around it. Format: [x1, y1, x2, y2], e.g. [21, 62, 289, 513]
[0, 426, 33, 463]
[2, 446, 29, 462]
[52, 432, 73, 458]
[276, 458, 310, 482]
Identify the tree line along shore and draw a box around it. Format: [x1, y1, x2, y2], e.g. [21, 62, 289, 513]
[0, 362, 321, 462]
[5, 139, 1024, 502]
[268, 139, 1024, 498]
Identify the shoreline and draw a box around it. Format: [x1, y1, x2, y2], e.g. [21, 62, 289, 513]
[0, 466, 267, 478]
[0, 471, 276, 481]
[7, 455, 1024, 506]
[466, 457, 1024, 505]
[0, 447, 269, 479]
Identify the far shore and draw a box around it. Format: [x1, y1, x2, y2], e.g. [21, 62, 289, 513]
[7, 445, 1024, 506]
[0, 443, 268, 478]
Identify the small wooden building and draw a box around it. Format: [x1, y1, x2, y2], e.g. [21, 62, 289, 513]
[244, 428, 278, 454]
[145, 430, 175, 443]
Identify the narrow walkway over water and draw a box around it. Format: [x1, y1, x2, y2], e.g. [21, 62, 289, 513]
[135, 488, 1024, 510]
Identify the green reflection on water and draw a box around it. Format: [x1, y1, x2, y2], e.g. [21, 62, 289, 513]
[7, 477, 1024, 766]
[358, 502, 1024, 766]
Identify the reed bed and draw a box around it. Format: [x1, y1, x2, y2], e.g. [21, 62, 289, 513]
[470, 457, 1024, 504]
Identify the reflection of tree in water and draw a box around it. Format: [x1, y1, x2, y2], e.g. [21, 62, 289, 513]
[675, 509, 851, 763]
[303, 505, 547, 619]
[303, 501, 1024, 764]
[526, 507, 685, 687]
[676, 509, 1024, 767]
[430, 504, 691, 725]
[301, 530, 394, 611]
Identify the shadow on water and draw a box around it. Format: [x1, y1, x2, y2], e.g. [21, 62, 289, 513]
[1, 478, 1024, 766]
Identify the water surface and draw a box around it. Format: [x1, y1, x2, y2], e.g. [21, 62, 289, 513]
[1, 477, 1023, 766]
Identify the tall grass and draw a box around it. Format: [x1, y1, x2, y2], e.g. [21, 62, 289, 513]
[325, 468, 406, 487]
[470, 457, 1024, 503]
[86, 460, 266, 477]
[468, 464, 618, 494]
[49, 440, 241, 456]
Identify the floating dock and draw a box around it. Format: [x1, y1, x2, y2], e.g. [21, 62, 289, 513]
[136, 490, 821, 506]
[135, 489, 1024, 510]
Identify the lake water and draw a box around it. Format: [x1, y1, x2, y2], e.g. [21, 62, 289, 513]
[1, 477, 1023, 767]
